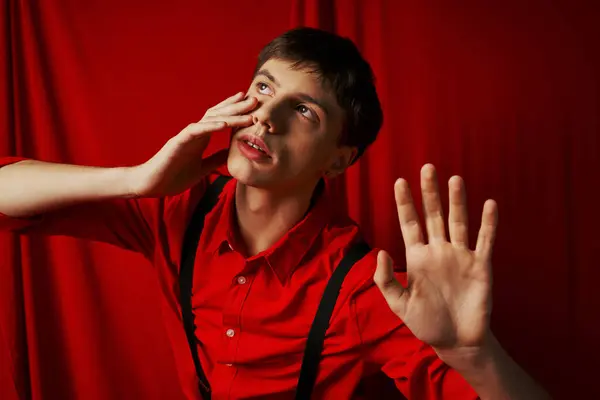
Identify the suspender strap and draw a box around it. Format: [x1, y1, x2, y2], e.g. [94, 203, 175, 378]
[179, 175, 231, 399]
[180, 176, 370, 399]
[295, 240, 372, 400]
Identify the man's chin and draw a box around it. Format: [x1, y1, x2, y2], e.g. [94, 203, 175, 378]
[227, 156, 276, 188]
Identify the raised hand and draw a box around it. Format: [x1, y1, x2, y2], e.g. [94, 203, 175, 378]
[128, 92, 257, 197]
[374, 164, 498, 354]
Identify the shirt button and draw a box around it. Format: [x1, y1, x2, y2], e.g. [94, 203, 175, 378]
[225, 363, 233, 367]
[226, 328, 235, 338]
[237, 276, 247, 285]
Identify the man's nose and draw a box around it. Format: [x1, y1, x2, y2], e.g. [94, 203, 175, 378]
[251, 99, 279, 133]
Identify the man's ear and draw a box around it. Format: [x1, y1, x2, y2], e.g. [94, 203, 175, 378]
[325, 147, 358, 178]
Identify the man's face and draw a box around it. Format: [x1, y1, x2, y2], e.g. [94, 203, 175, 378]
[227, 58, 353, 191]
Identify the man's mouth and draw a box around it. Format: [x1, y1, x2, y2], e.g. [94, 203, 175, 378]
[243, 139, 268, 154]
[238, 134, 273, 157]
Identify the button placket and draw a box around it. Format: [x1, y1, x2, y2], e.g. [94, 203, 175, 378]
[220, 261, 255, 372]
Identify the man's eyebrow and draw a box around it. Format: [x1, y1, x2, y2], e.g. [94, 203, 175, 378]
[255, 69, 280, 87]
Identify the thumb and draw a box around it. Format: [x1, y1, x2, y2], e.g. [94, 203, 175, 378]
[374, 250, 408, 315]
[200, 149, 229, 175]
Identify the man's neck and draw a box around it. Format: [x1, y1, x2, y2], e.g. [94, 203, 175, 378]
[234, 179, 322, 257]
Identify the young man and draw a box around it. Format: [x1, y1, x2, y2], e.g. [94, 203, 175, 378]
[0, 28, 548, 399]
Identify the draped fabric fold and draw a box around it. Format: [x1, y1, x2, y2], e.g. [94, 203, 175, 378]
[1, 0, 598, 398]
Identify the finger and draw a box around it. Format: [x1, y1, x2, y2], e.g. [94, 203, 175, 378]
[475, 199, 499, 261]
[448, 175, 469, 248]
[200, 149, 229, 175]
[184, 117, 250, 141]
[421, 164, 446, 243]
[208, 96, 258, 117]
[374, 250, 408, 317]
[203, 115, 253, 127]
[395, 178, 424, 248]
[208, 92, 244, 110]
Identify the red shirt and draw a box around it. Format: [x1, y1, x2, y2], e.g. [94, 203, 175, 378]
[0, 157, 477, 400]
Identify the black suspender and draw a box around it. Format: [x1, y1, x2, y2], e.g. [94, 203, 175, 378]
[294, 240, 371, 399]
[180, 175, 231, 399]
[179, 176, 371, 399]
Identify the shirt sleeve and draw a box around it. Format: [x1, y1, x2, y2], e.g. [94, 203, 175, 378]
[351, 269, 479, 400]
[0, 157, 205, 259]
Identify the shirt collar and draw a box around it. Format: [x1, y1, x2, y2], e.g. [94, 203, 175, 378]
[205, 178, 332, 286]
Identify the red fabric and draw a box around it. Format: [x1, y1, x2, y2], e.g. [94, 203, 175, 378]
[1, 0, 598, 399]
[0, 159, 477, 399]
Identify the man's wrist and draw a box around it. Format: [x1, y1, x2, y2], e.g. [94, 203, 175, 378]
[434, 331, 550, 400]
[117, 165, 145, 199]
[433, 330, 498, 375]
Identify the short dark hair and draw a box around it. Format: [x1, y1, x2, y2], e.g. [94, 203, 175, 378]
[254, 27, 383, 164]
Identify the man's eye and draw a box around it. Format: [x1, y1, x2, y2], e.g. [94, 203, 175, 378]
[256, 82, 272, 95]
[296, 104, 315, 120]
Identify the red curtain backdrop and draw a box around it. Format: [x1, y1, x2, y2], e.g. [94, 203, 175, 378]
[1, 0, 598, 399]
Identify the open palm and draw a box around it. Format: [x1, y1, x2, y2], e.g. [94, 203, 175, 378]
[374, 164, 498, 351]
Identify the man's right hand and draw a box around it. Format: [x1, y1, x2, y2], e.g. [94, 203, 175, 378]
[0, 92, 257, 218]
[127, 92, 257, 197]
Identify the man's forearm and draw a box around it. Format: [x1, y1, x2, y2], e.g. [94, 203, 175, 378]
[0, 160, 136, 218]
[439, 334, 551, 400]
